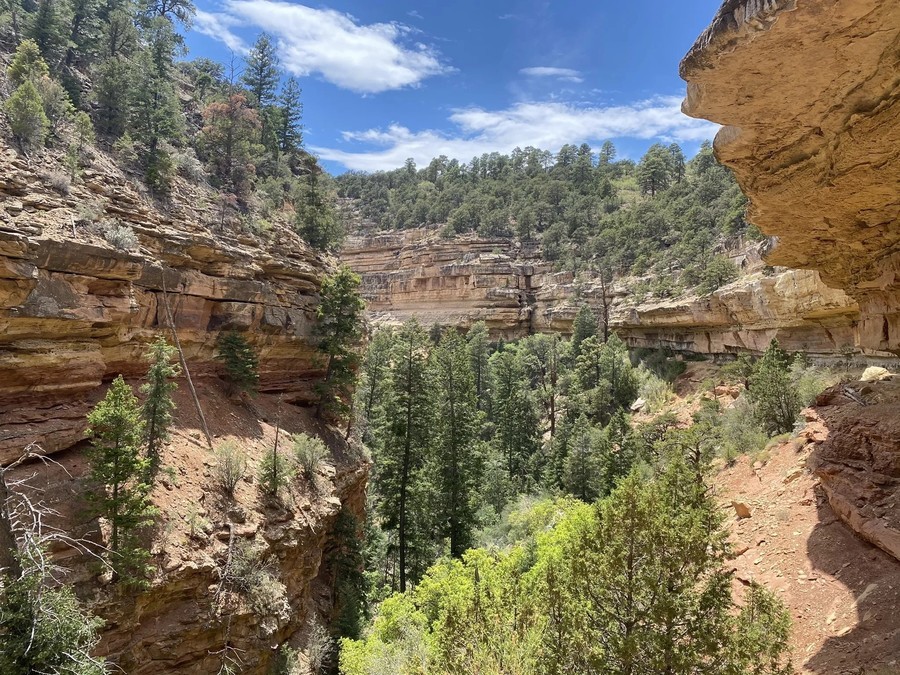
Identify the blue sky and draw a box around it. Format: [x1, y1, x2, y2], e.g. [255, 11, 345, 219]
[188, 0, 723, 174]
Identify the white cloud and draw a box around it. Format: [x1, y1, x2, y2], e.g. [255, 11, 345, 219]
[194, 1, 452, 94]
[195, 9, 249, 53]
[520, 66, 584, 83]
[312, 96, 719, 172]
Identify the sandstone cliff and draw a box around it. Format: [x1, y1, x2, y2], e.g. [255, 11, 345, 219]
[0, 142, 366, 671]
[342, 228, 862, 358]
[681, 0, 900, 354]
[0, 146, 326, 464]
[681, 2, 900, 662]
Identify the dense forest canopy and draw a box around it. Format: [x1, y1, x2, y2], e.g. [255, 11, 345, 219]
[337, 142, 762, 295]
[0, 1, 342, 249]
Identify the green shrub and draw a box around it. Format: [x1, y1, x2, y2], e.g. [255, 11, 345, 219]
[215, 331, 259, 395]
[748, 340, 802, 435]
[5, 80, 49, 148]
[215, 441, 247, 496]
[258, 444, 294, 498]
[230, 541, 289, 621]
[293, 432, 329, 481]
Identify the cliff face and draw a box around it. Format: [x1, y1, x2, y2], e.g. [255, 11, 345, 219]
[682, 0, 900, 639]
[342, 229, 862, 357]
[681, 0, 900, 354]
[0, 147, 325, 464]
[0, 143, 366, 671]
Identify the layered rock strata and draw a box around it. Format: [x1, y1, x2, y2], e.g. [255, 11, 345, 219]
[681, 0, 900, 353]
[0, 148, 327, 463]
[342, 229, 862, 357]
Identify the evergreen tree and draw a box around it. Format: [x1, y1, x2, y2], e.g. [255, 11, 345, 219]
[296, 163, 342, 250]
[0, 565, 105, 675]
[27, 0, 71, 68]
[314, 266, 365, 419]
[241, 32, 280, 107]
[357, 327, 394, 444]
[141, 336, 180, 473]
[215, 331, 259, 395]
[277, 75, 303, 157]
[7, 38, 50, 86]
[127, 17, 182, 192]
[375, 319, 432, 592]
[570, 304, 597, 358]
[86, 376, 156, 583]
[4, 79, 49, 149]
[573, 334, 639, 425]
[562, 416, 602, 501]
[93, 55, 131, 136]
[490, 348, 541, 489]
[748, 340, 802, 435]
[637, 143, 674, 196]
[521, 332, 562, 437]
[430, 329, 481, 557]
[466, 321, 492, 413]
[198, 92, 261, 201]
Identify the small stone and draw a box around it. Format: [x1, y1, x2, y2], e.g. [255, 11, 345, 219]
[732, 501, 752, 519]
[783, 468, 803, 484]
[629, 398, 647, 413]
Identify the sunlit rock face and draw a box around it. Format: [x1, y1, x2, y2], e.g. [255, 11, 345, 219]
[342, 229, 861, 358]
[680, 0, 900, 353]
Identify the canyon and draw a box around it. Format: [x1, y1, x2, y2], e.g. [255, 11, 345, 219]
[342, 228, 869, 359]
[0, 144, 366, 672]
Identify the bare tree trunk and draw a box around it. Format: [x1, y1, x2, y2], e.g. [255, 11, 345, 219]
[0, 470, 22, 578]
[161, 273, 213, 450]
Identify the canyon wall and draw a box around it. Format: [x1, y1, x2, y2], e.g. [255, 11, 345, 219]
[681, 0, 900, 597]
[0, 144, 366, 672]
[681, 0, 900, 354]
[342, 229, 863, 358]
[0, 147, 327, 464]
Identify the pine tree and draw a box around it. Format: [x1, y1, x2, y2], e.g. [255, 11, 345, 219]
[296, 162, 342, 250]
[141, 336, 180, 473]
[748, 339, 802, 435]
[241, 32, 280, 108]
[466, 321, 492, 413]
[198, 93, 261, 201]
[27, 0, 71, 68]
[7, 39, 50, 86]
[375, 319, 433, 592]
[4, 79, 49, 149]
[357, 327, 394, 444]
[86, 376, 156, 583]
[570, 304, 597, 358]
[430, 329, 481, 557]
[277, 76, 303, 157]
[490, 348, 541, 489]
[562, 416, 602, 501]
[314, 266, 365, 419]
[215, 331, 259, 395]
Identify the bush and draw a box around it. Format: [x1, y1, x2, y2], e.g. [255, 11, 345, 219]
[43, 169, 70, 194]
[717, 397, 769, 465]
[293, 432, 329, 481]
[5, 80, 49, 148]
[215, 331, 259, 395]
[102, 223, 138, 250]
[790, 359, 840, 406]
[215, 441, 247, 496]
[307, 621, 335, 674]
[170, 145, 206, 182]
[230, 541, 289, 622]
[258, 445, 295, 498]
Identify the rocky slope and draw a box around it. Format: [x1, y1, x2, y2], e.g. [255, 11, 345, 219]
[0, 141, 366, 671]
[681, 0, 900, 355]
[0, 146, 326, 464]
[342, 228, 863, 358]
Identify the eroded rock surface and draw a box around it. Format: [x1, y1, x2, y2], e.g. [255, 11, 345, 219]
[342, 229, 861, 356]
[0, 148, 327, 463]
[681, 0, 900, 353]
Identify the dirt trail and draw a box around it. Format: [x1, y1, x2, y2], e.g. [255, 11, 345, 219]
[718, 441, 900, 674]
